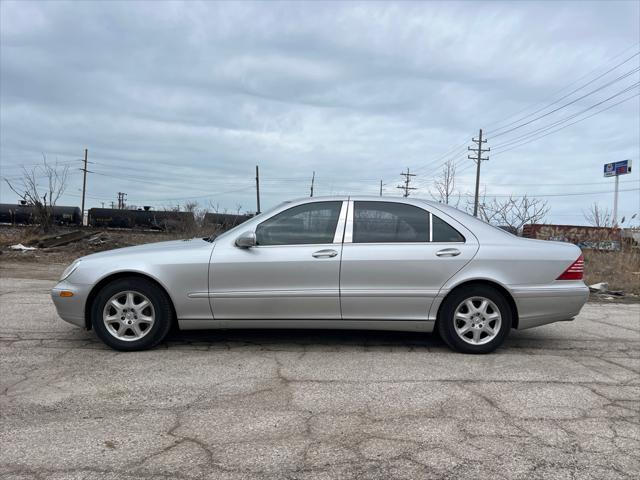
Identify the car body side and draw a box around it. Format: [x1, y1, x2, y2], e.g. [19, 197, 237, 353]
[426, 201, 588, 330]
[51, 196, 588, 332]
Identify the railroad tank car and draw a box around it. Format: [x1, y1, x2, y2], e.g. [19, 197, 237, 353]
[88, 208, 195, 230]
[0, 204, 82, 225]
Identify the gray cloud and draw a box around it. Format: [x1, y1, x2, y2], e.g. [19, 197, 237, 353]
[1, 0, 638, 222]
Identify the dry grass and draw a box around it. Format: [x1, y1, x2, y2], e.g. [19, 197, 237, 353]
[583, 247, 640, 295]
[0, 224, 218, 265]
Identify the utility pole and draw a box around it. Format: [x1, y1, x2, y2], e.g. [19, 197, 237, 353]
[397, 168, 417, 197]
[310, 171, 315, 197]
[110, 201, 115, 209]
[380, 179, 383, 196]
[468, 129, 490, 217]
[255, 165, 261, 214]
[80, 148, 88, 226]
[117, 192, 127, 209]
[613, 174, 619, 227]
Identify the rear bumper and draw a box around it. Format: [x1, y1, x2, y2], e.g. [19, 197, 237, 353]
[511, 282, 589, 329]
[51, 280, 92, 328]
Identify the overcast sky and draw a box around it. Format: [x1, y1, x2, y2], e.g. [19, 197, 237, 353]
[1, 0, 639, 224]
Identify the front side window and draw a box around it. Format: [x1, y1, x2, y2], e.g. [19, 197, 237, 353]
[256, 201, 342, 246]
[353, 202, 429, 243]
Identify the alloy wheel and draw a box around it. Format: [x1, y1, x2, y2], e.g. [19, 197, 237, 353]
[102, 291, 155, 342]
[453, 296, 502, 346]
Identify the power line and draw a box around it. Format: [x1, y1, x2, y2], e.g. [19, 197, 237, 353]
[126, 185, 255, 203]
[455, 178, 638, 188]
[492, 83, 640, 151]
[0, 158, 83, 171]
[409, 47, 640, 192]
[489, 66, 640, 139]
[458, 187, 640, 198]
[486, 50, 640, 135]
[492, 92, 639, 157]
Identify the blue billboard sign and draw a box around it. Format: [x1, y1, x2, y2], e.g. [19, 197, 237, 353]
[604, 160, 632, 177]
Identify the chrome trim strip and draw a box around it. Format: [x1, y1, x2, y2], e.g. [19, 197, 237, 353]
[188, 292, 210, 298]
[190, 288, 439, 299]
[343, 200, 354, 243]
[340, 289, 440, 298]
[189, 289, 338, 299]
[333, 201, 349, 243]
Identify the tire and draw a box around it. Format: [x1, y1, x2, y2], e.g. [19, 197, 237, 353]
[91, 277, 173, 351]
[437, 285, 511, 354]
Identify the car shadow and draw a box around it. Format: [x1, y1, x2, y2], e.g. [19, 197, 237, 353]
[165, 328, 449, 350]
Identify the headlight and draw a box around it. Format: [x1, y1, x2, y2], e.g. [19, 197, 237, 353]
[60, 260, 81, 281]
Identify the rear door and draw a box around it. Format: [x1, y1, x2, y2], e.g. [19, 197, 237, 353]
[339, 200, 478, 321]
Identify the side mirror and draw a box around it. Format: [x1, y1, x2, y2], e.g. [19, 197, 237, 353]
[235, 231, 256, 248]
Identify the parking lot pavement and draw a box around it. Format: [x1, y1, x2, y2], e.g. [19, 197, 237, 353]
[0, 275, 638, 480]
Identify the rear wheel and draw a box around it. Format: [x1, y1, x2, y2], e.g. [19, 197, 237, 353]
[437, 285, 511, 354]
[91, 277, 173, 351]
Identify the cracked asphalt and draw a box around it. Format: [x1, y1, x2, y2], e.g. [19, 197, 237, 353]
[0, 270, 639, 479]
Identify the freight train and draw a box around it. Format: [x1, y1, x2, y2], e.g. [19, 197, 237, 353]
[1, 203, 252, 232]
[0, 203, 82, 226]
[87, 208, 195, 230]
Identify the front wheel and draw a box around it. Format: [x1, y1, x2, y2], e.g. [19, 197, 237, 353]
[91, 277, 173, 351]
[437, 285, 511, 354]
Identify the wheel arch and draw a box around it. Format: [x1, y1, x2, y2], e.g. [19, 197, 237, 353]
[436, 279, 519, 329]
[84, 272, 178, 330]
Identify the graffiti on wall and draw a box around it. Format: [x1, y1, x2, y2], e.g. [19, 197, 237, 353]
[522, 224, 621, 251]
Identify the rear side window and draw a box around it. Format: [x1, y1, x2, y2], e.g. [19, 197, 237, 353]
[432, 214, 465, 242]
[353, 202, 429, 243]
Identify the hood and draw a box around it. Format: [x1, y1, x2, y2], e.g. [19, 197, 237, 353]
[81, 238, 210, 260]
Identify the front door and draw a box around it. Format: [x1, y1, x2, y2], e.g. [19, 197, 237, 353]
[209, 200, 347, 320]
[340, 200, 478, 321]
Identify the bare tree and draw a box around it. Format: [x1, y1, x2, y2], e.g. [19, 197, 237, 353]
[207, 201, 220, 214]
[472, 194, 550, 234]
[3, 155, 69, 232]
[183, 201, 198, 214]
[583, 202, 613, 227]
[183, 200, 206, 226]
[430, 159, 459, 206]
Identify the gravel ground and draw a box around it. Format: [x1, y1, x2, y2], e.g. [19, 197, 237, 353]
[0, 265, 638, 480]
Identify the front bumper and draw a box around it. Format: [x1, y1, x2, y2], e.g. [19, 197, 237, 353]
[51, 280, 93, 328]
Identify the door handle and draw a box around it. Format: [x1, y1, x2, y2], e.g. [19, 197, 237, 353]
[436, 248, 461, 257]
[312, 249, 338, 258]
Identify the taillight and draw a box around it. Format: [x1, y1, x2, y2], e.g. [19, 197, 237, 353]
[557, 254, 584, 280]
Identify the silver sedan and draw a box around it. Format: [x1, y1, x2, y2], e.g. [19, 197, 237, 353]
[52, 196, 589, 353]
